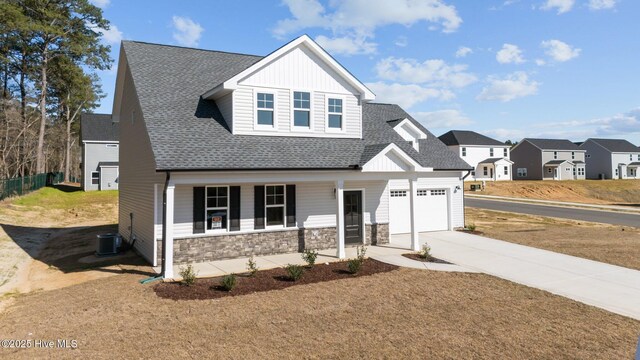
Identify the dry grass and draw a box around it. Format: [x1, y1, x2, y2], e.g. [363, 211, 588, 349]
[467, 180, 640, 205]
[466, 207, 640, 270]
[0, 269, 638, 359]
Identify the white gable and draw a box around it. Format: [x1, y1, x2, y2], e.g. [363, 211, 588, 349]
[239, 45, 358, 95]
[393, 119, 427, 151]
[362, 144, 432, 172]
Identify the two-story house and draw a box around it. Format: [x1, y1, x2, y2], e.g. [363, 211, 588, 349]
[438, 130, 512, 181]
[579, 138, 640, 179]
[112, 36, 471, 278]
[80, 113, 119, 191]
[511, 138, 586, 180]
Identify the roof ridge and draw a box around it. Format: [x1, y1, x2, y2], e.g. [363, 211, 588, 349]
[122, 40, 263, 58]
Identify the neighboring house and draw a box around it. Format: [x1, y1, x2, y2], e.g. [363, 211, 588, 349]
[80, 113, 119, 191]
[438, 130, 512, 181]
[511, 138, 586, 180]
[579, 138, 640, 179]
[112, 35, 471, 278]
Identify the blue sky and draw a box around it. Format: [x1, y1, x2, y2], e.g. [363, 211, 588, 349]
[92, 0, 640, 144]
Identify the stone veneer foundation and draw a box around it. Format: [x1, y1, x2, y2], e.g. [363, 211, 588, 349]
[157, 224, 389, 265]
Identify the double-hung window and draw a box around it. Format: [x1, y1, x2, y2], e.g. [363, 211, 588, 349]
[206, 186, 228, 231]
[483, 166, 488, 176]
[504, 166, 508, 175]
[503, 148, 508, 157]
[266, 185, 285, 227]
[553, 151, 558, 159]
[293, 91, 311, 128]
[461, 147, 466, 157]
[91, 171, 99, 185]
[490, 148, 494, 157]
[327, 98, 342, 129]
[630, 154, 633, 161]
[572, 152, 575, 160]
[256, 93, 274, 126]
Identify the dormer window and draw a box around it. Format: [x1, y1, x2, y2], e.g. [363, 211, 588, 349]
[256, 92, 275, 127]
[293, 91, 311, 128]
[327, 97, 343, 130]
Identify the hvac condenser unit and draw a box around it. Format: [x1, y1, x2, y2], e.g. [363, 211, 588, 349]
[96, 233, 121, 256]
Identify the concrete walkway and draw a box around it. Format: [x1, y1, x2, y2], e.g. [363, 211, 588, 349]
[158, 240, 474, 279]
[409, 231, 640, 321]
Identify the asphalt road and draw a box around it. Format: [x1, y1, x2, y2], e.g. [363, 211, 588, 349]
[465, 198, 640, 228]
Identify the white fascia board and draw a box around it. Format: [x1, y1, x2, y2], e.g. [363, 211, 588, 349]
[111, 45, 128, 123]
[82, 140, 120, 144]
[393, 118, 427, 139]
[361, 143, 432, 172]
[202, 35, 375, 101]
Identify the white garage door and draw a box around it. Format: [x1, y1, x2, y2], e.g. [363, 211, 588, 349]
[389, 189, 449, 234]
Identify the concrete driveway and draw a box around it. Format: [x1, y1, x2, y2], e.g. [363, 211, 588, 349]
[392, 231, 640, 320]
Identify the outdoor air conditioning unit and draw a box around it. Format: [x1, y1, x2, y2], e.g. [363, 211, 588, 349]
[96, 233, 121, 256]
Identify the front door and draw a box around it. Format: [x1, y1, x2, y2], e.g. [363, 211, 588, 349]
[490, 168, 494, 179]
[344, 191, 363, 244]
[553, 168, 558, 180]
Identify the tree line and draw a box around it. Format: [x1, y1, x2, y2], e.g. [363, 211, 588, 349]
[0, 0, 112, 182]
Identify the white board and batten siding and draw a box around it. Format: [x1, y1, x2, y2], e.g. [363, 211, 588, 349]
[155, 181, 389, 240]
[230, 44, 362, 138]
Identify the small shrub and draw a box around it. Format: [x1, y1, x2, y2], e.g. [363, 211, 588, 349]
[467, 223, 477, 232]
[301, 249, 319, 267]
[246, 256, 258, 276]
[418, 243, 432, 260]
[285, 264, 304, 281]
[347, 258, 362, 274]
[220, 274, 237, 292]
[179, 264, 198, 286]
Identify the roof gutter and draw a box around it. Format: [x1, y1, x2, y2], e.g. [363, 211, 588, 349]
[160, 171, 171, 279]
[155, 166, 362, 173]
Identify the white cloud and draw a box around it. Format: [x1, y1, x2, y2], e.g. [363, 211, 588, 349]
[100, 25, 122, 45]
[171, 16, 204, 47]
[541, 39, 581, 62]
[535, 59, 546, 66]
[413, 109, 473, 128]
[395, 36, 408, 47]
[375, 57, 477, 88]
[90, 0, 110, 8]
[477, 72, 539, 102]
[540, 0, 575, 14]
[588, 0, 617, 10]
[539, 108, 640, 136]
[315, 35, 376, 56]
[365, 82, 454, 109]
[455, 46, 473, 58]
[274, 0, 462, 55]
[496, 43, 525, 64]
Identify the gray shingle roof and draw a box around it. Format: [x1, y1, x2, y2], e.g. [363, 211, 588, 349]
[545, 160, 572, 165]
[98, 161, 119, 167]
[478, 158, 506, 164]
[122, 41, 471, 171]
[586, 138, 640, 153]
[80, 113, 118, 142]
[438, 130, 505, 146]
[524, 138, 582, 151]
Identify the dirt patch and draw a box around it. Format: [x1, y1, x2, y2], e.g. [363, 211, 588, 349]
[155, 259, 398, 300]
[401, 253, 452, 264]
[0, 269, 638, 359]
[466, 207, 640, 270]
[467, 179, 640, 205]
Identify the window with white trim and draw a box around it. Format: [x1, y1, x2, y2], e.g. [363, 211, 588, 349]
[553, 151, 558, 159]
[615, 168, 619, 176]
[630, 154, 633, 161]
[417, 189, 428, 196]
[390, 190, 407, 197]
[483, 166, 488, 176]
[206, 186, 228, 231]
[293, 91, 310, 128]
[571, 151, 575, 160]
[430, 189, 446, 196]
[503, 166, 508, 175]
[461, 147, 466, 157]
[578, 167, 585, 176]
[265, 185, 285, 227]
[517, 168, 527, 177]
[565, 167, 571, 172]
[573, 167, 576, 176]
[503, 148, 508, 157]
[256, 93, 274, 126]
[91, 171, 99, 185]
[327, 98, 342, 129]
[490, 148, 494, 157]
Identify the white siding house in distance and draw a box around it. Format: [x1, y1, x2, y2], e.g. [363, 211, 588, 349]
[80, 113, 119, 191]
[438, 130, 512, 181]
[113, 35, 471, 278]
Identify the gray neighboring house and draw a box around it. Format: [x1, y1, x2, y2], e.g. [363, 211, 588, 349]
[579, 138, 640, 179]
[511, 138, 586, 180]
[111, 35, 471, 277]
[80, 113, 119, 191]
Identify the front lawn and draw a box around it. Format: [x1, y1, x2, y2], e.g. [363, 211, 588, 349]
[0, 268, 638, 359]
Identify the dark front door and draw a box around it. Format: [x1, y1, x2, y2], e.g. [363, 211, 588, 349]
[344, 191, 363, 244]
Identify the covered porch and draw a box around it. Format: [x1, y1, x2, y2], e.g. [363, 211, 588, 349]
[476, 158, 514, 181]
[626, 162, 640, 179]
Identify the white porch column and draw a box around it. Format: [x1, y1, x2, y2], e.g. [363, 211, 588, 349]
[409, 177, 420, 251]
[335, 180, 345, 259]
[163, 183, 175, 279]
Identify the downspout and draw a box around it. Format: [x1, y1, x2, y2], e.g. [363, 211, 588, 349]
[161, 171, 171, 278]
[461, 170, 472, 228]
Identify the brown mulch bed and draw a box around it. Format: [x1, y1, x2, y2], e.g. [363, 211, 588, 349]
[154, 259, 398, 300]
[402, 253, 452, 264]
[456, 229, 484, 235]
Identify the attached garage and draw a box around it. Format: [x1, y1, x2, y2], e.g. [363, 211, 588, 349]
[389, 188, 450, 234]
